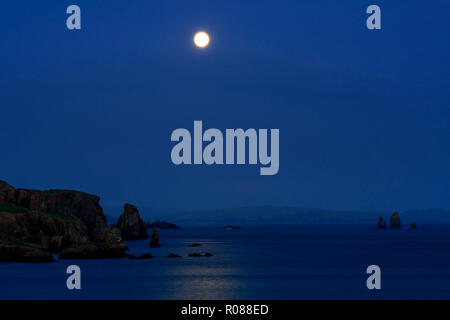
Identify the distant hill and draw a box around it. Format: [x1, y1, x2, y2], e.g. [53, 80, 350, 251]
[153, 206, 450, 226]
[400, 209, 450, 223]
[102, 204, 450, 226]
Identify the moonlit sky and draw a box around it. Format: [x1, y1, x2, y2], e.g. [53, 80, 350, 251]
[0, 1, 449, 212]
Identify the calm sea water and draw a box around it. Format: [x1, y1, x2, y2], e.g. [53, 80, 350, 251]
[1, 225, 450, 299]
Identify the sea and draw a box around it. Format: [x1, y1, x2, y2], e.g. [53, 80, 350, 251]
[1, 225, 450, 299]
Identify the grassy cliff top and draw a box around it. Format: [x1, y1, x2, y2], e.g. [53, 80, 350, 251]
[0, 202, 29, 213]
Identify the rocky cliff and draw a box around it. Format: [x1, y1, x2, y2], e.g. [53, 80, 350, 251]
[117, 204, 149, 240]
[59, 243, 129, 259]
[0, 180, 107, 241]
[0, 244, 55, 263]
[0, 209, 88, 252]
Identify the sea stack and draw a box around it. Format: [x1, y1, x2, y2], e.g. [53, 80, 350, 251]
[390, 211, 401, 229]
[377, 216, 387, 229]
[117, 204, 149, 240]
[150, 227, 160, 248]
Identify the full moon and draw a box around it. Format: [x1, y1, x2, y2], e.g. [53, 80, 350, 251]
[194, 31, 210, 48]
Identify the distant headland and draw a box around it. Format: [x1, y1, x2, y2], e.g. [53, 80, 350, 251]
[154, 206, 450, 226]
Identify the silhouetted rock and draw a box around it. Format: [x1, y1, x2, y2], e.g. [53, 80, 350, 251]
[128, 253, 153, 259]
[188, 252, 213, 257]
[0, 244, 55, 263]
[145, 220, 180, 229]
[390, 211, 401, 229]
[59, 243, 129, 259]
[0, 180, 107, 242]
[410, 222, 417, 229]
[188, 253, 203, 257]
[188, 243, 201, 247]
[377, 216, 387, 229]
[166, 253, 181, 258]
[117, 204, 149, 240]
[149, 227, 160, 248]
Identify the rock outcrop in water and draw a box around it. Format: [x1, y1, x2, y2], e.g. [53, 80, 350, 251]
[188, 243, 201, 247]
[128, 253, 153, 259]
[377, 216, 387, 229]
[188, 252, 213, 257]
[117, 204, 149, 240]
[0, 180, 107, 242]
[149, 227, 160, 247]
[144, 220, 180, 230]
[59, 243, 129, 259]
[390, 211, 401, 229]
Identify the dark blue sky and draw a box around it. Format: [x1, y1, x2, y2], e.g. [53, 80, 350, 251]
[1, 1, 449, 212]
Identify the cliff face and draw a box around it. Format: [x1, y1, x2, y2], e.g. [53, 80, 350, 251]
[0, 210, 88, 252]
[0, 180, 107, 242]
[0, 181, 15, 203]
[117, 204, 149, 240]
[59, 243, 129, 259]
[0, 244, 55, 262]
